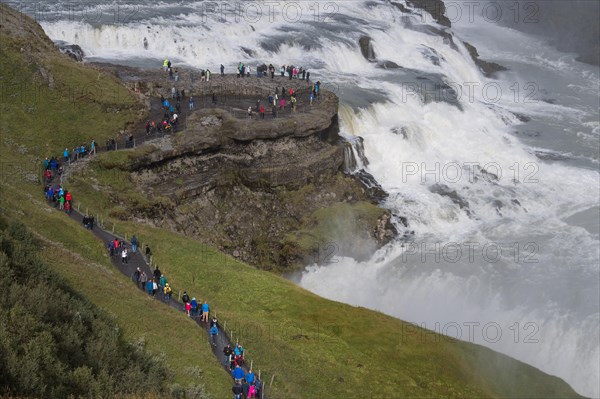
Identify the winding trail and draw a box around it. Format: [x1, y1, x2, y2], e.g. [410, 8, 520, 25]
[58, 205, 267, 398]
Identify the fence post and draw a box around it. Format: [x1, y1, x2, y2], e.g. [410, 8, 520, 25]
[224, 320, 226, 332]
[178, 291, 181, 302]
[112, 224, 115, 234]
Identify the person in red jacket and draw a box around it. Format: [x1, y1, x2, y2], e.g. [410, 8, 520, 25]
[259, 105, 265, 119]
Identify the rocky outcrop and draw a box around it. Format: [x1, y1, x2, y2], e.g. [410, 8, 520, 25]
[463, 41, 508, 78]
[55, 41, 85, 62]
[359, 36, 376, 62]
[406, 0, 451, 27]
[91, 69, 396, 271]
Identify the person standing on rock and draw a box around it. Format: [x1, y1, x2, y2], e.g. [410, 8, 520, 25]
[145, 244, 151, 262]
[309, 92, 314, 106]
[247, 106, 252, 118]
[206, 69, 211, 82]
[255, 99, 260, 113]
[189, 96, 195, 110]
[291, 95, 297, 112]
[171, 87, 176, 99]
[271, 106, 277, 118]
[302, 68, 306, 80]
[279, 97, 286, 110]
[220, 64, 225, 76]
[306, 71, 310, 82]
[259, 104, 265, 119]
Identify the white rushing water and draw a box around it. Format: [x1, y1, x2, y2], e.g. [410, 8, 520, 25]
[28, 0, 600, 396]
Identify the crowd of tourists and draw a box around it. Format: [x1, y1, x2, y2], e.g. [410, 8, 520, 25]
[159, 59, 320, 124]
[43, 154, 265, 398]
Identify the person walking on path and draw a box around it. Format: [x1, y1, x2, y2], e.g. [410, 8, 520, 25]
[232, 365, 244, 382]
[121, 248, 128, 264]
[131, 234, 138, 253]
[133, 267, 141, 286]
[159, 274, 167, 291]
[242, 380, 250, 399]
[146, 279, 153, 295]
[163, 283, 172, 303]
[140, 271, 148, 290]
[232, 381, 243, 399]
[185, 301, 192, 317]
[210, 324, 219, 346]
[153, 266, 161, 283]
[223, 343, 234, 368]
[201, 301, 210, 322]
[191, 297, 198, 317]
[246, 370, 255, 386]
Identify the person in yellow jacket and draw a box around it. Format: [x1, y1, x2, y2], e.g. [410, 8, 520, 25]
[163, 283, 172, 303]
[163, 59, 169, 71]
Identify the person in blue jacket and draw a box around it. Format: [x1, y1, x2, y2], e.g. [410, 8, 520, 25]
[146, 279, 153, 295]
[210, 324, 218, 346]
[232, 364, 244, 382]
[190, 297, 198, 317]
[245, 369, 255, 385]
[201, 301, 209, 322]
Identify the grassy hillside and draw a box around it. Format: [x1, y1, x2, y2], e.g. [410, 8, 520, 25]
[0, 3, 584, 399]
[0, 4, 231, 398]
[0, 218, 172, 398]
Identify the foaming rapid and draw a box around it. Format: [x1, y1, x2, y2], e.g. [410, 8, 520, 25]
[29, 0, 600, 396]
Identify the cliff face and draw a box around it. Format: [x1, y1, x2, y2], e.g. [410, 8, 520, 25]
[92, 70, 396, 271]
